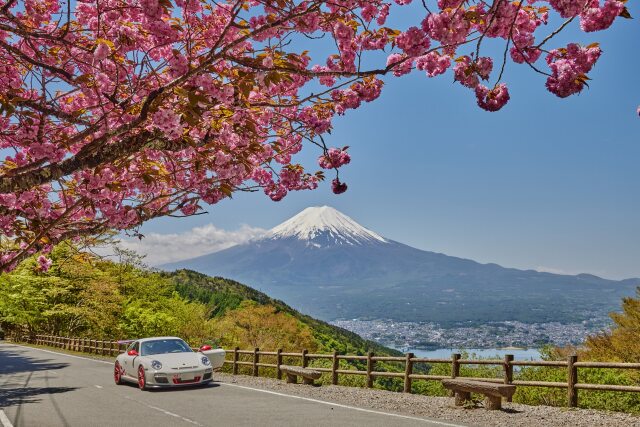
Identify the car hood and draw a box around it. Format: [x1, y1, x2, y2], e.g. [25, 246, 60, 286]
[142, 352, 203, 369]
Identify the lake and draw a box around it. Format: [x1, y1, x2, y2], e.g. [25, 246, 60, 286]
[407, 348, 542, 360]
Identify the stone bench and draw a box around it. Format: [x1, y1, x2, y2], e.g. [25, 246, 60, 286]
[441, 379, 516, 410]
[279, 365, 322, 385]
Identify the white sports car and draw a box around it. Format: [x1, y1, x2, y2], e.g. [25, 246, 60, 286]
[114, 336, 226, 390]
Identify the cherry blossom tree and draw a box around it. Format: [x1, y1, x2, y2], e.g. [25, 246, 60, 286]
[0, 0, 631, 271]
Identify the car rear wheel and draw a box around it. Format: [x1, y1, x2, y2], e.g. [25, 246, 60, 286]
[138, 365, 147, 391]
[114, 362, 123, 385]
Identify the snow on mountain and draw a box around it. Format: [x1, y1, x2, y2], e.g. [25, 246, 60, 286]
[266, 206, 388, 246]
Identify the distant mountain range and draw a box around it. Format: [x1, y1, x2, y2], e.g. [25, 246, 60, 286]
[162, 206, 639, 325]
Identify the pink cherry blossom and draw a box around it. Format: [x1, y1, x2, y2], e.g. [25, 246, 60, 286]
[331, 178, 348, 194]
[319, 148, 351, 169]
[580, 0, 625, 32]
[37, 255, 53, 272]
[0, 0, 628, 271]
[415, 52, 451, 77]
[93, 42, 110, 62]
[475, 84, 511, 112]
[545, 43, 602, 98]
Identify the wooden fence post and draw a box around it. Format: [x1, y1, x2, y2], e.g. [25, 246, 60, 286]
[450, 353, 461, 397]
[451, 353, 461, 378]
[403, 352, 414, 393]
[366, 352, 374, 388]
[276, 349, 283, 380]
[302, 349, 308, 368]
[504, 354, 514, 402]
[253, 347, 259, 377]
[232, 347, 239, 375]
[332, 351, 339, 385]
[568, 354, 578, 408]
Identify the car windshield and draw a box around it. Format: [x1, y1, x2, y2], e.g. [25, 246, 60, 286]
[140, 339, 192, 356]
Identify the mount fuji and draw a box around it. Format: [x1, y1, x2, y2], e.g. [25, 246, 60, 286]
[161, 206, 639, 324]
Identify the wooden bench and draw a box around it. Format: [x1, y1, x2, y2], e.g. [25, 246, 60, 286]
[279, 365, 322, 385]
[441, 379, 516, 410]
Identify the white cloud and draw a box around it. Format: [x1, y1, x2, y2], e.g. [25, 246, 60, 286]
[113, 223, 267, 266]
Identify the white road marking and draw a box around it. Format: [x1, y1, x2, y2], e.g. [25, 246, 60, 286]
[123, 396, 203, 426]
[0, 410, 14, 427]
[95, 385, 103, 389]
[219, 383, 468, 427]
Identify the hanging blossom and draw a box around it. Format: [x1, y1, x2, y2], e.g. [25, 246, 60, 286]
[0, 0, 631, 272]
[319, 148, 351, 169]
[545, 43, 602, 98]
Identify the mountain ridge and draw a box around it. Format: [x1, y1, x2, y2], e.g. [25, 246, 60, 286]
[161, 206, 639, 325]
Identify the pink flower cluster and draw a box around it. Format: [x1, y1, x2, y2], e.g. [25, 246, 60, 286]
[580, 0, 625, 32]
[454, 56, 493, 88]
[318, 147, 351, 169]
[423, 9, 470, 48]
[415, 52, 451, 77]
[545, 43, 602, 98]
[475, 84, 511, 112]
[331, 178, 348, 195]
[549, 0, 587, 18]
[37, 255, 52, 272]
[152, 109, 184, 139]
[387, 53, 412, 77]
[396, 27, 430, 57]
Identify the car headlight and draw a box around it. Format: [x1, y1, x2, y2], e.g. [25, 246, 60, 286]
[151, 360, 162, 370]
[201, 356, 211, 366]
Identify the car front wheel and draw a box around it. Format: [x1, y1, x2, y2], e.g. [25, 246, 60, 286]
[138, 365, 147, 391]
[114, 362, 123, 385]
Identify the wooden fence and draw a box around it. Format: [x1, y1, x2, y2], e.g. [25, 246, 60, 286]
[29, 334, 128, 356]
[12, 334, 640, 408]
[221, 347, 640, 408]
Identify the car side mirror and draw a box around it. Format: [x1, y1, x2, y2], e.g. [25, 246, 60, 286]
[127, 349, 138, 356]
[199, 345, 212, 352]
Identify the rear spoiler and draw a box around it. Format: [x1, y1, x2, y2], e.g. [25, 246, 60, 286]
[117, 339, 136, 345]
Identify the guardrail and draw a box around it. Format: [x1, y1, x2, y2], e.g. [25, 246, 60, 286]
[11, 334, 640, 408]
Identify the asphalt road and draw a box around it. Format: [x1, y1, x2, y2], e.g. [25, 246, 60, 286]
[0, 342, 468, 427]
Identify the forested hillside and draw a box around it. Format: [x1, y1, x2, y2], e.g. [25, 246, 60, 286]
[0, 245, 396, 357]
[167, 269, 398, 355]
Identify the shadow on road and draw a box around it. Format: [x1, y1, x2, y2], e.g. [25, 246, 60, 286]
[121, 381, 221, 392]
[0, 347, 69, 375]
[0, 386, 78, 408]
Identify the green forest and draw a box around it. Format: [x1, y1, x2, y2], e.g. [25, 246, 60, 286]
[2, 244, 640, 413]
[0, 244, 394, 356]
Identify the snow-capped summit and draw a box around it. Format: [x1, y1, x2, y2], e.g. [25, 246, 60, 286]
[266, 206, 388, 246]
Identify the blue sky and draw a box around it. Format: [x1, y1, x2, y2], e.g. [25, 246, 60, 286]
[129, 4, 639, 279]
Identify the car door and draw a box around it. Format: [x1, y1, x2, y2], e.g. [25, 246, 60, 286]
[122, 341, 140, 379]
